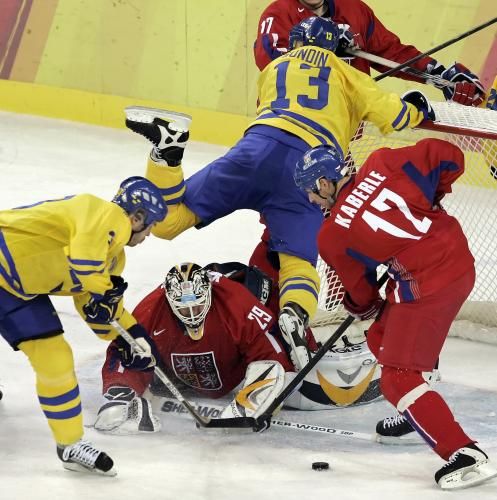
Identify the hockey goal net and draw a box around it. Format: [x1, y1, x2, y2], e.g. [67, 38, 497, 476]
[311, 101, 497, 344]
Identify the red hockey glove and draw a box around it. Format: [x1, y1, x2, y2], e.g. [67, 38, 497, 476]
[342, 292, 383, 321]
[439, 63, 485, 107]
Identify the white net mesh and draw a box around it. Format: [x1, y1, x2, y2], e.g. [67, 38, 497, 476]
[312, 101, 497, 342]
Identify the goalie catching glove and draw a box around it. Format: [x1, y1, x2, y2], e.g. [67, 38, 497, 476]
[115, 323, 158, 371]
[278, 302, 311, 371]
[94, 386, 161, 434]
[220, 360, 286, 432]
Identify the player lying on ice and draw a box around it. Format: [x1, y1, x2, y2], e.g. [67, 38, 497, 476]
[94, 261, 382, 434]
[293, 137, 497, 490]
[0, 177, 167, 476]
[123, 16, 436, 375]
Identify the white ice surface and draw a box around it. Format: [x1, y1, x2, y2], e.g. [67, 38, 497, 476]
[0, 111, 496, 499]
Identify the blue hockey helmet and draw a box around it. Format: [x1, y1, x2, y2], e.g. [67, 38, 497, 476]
[289, 17, 340, 53]
[113, 176, 167, 227]
[294, 145, 346, 193]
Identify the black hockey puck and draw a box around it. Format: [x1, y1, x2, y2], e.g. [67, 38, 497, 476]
[312, 461, 329, 471]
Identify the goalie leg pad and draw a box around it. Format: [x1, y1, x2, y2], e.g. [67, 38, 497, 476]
[220, 361, 285, 419]
[94, 386, 161, 435]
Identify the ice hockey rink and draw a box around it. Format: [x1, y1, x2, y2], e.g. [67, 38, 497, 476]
[0, 110, 496, 500]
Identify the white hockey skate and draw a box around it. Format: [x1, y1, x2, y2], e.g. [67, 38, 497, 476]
[57, 439, 117, 476]
[125, 106, 191, 166]
[435, 444, 497, 490]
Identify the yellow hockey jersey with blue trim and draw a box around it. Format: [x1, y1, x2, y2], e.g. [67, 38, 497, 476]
[249, 46, 425, 155]
[0, 194, 137, 337]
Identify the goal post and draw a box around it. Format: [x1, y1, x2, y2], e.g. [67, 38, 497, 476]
[311, 101, 497, 344]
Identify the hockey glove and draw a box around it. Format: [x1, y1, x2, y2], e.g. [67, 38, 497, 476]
[435, 63, 485, 107]
[115, 323, 158, 371]
[342, 292, 383, 321]
[83, 276, 128, 324]
[278, 302, 311, 371]
[94, 386, 161, 434]
[335, 23, 358, 58]
[402, 90, 435, 121]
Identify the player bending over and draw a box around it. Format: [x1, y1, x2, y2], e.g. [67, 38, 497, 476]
[0, 177, 166, 476]
[293, 138, 497, 489]
[95, 262, 382, 433]
[124, 16, 435, 374]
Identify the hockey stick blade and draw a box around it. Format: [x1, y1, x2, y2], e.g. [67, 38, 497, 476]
[161, 397, 374, 440]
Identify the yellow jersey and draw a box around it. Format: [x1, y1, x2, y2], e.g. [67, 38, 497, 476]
[0, 194, 130, 299]
[249, 46, 425, 155]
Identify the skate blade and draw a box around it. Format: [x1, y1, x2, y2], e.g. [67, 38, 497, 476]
[125, 106, 191, 132]
[62, 462, 118, 477]
[375, 433, 424, 445]
[439, 462, 497, 490]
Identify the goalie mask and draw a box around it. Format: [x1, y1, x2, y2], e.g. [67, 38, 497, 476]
[164, 263, 212, 340]
[285, 338, 382, 410]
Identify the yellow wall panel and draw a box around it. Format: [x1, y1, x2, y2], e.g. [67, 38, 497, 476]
[1, 0, 496, 146]
[186, 0, 248, 115]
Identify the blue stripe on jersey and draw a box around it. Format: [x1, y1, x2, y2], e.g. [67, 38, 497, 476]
[345, 248, 383, 287]
[160, 180, 185, 196]
[392, 101, 408, 129]
[366, 19, 375, 41]
[69, 258, 104, 267]
[43, 402, 82, 420]
[402, 160, 459, 204]
[71, 267, 104, 276]
[38, 385, 80, 406]
[164, 195, 184, 206]
[280, 282, 319, 300]
[0, 230, 33, 297]
[262, 34, 281, 61]
[257, 110, 343, 156]
[387, 263, 416, 301]
[14, 195, 75, 210]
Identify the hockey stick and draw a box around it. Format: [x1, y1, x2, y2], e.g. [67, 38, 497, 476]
[375, 15, 497, 82]
[345, 49, 454, 88]
[110, 320, 244, 429]
[159, 397, 375, 441]
[251, 271, 390, 431]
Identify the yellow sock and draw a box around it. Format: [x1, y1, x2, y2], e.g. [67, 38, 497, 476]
[19, 336, 83, 446]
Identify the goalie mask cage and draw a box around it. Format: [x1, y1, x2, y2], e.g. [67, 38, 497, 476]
[312, 101, 497, 344]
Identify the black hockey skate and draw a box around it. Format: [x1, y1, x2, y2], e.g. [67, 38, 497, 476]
[125, 106, 191, 166]
[375, 413, 423, 445]
[57, 439, 117, 476]
[435, 443, 497, 490]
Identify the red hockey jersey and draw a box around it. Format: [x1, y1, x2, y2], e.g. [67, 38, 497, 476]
[102, 274, 292, 398]
[254, 0, 433, 77]
[318, 139, 475, 307]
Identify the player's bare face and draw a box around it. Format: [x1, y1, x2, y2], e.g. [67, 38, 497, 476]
[128, 224, 154, 246]
[299, 0, 326, 13]
[127, 213, 155, 246]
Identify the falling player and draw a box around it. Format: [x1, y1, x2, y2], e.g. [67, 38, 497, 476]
[293, 138, 497, 489]
[250, 0, 485, 310]
[125, 17, 435, 374]
[0, 176, 166, 475]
